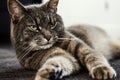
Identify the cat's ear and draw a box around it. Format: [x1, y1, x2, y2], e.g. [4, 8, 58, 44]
[8, 0, 26, 21]
[48, 0, 59, 13]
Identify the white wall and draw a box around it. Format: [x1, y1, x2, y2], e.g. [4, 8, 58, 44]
[43, 0, 120, 38]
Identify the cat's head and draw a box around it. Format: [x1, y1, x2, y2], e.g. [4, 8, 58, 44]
[8, 0, 64, 50]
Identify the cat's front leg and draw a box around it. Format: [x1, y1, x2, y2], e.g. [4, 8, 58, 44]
[35, 55, 79, 80]
[35, 59, 63, 80]
[77, 46, 116, 80]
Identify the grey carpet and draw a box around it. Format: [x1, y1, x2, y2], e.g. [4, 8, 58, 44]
[0, 44, 120, 80]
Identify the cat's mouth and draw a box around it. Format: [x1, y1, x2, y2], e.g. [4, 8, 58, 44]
[30, 42, 54, 50]
[36, 43, 53, 50]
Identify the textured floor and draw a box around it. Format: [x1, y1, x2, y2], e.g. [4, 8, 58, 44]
[0, 44, 120, 80]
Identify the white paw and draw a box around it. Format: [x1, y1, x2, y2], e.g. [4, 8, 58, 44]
[35, 70, 49, 80]
[90, 66, 116, 80]
[34, 66, 63, 80]
[35, 75, 48, 80]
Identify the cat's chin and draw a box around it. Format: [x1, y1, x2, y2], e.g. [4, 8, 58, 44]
[34, 44, 53, 50]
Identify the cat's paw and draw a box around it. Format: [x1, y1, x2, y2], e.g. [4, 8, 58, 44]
[90, 66, 116, 80]
[35, 75, 48, 80]
[35, 67, 63, 80]
[35, 69, 50, 80]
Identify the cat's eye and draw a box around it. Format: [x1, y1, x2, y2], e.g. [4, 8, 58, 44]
[28, 25, 38, 32]
[51, 22, 58, 30]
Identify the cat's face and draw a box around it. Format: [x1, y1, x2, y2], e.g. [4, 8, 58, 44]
[8, 0, 64, 50]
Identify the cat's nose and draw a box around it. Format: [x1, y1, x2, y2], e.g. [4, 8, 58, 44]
[45, 35, 52, 41]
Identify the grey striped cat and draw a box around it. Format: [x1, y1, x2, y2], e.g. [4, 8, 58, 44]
[8, 0, 120, 80]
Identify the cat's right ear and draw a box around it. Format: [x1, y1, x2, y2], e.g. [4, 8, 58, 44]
[7, 0, 26, 22]
[47, 0, 59, 13]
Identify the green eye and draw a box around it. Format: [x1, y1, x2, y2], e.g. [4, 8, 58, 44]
[28, 25, 38, 32]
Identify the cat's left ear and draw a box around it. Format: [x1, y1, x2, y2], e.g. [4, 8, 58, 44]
[47, 0, 59, 13]
[7, 0, 26, 21]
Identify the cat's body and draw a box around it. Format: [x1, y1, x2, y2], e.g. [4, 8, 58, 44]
[68, 25, 118, 60]
[8, 0, 120, 80]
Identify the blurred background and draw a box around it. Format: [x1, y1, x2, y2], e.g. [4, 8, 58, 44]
[44, 0, 120, 38]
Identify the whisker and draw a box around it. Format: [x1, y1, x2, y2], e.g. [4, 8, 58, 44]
[12, 46, 31, 58]
[18, 46, 30, 55]
[20, 46, 34, 61]
[18, 46, 32, 59]
[57, 38, 75, 40]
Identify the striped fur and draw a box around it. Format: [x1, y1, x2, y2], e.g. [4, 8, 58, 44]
[8, 0, 120, 80]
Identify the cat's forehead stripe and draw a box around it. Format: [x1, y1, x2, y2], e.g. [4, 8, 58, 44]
[36, 16, 41, 24]
[47, 15, 50, 21]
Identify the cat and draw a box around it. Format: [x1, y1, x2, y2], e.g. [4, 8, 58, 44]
[8, 0, 120, 80]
